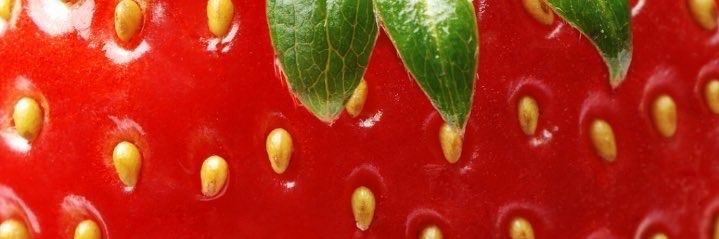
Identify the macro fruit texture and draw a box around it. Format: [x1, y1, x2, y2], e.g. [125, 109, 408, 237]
[0, 0, 718, 238]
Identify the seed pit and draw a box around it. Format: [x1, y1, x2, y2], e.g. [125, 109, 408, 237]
[114, 0, 143, 42]
[705, 80, 719, 114]
[589, 119, 617, 162]
[651, 95, 677, 138]
[207, 0, 234, 37]
[522, 0, 554, 25]
[650, 232, 668, 239]
[200, 155, 229, 197]
[688, 0, 717, 30]
[419, 225, 443, 239]
[11, 97, 44, 142]
[351, 186, 376, 231]
[517, 96, 539, 136]
[112, 141, 142, 188]
[345, 79, 368, 118]
[74, 219, 101, 239]
[266, 128, 293, 174]
[438, 123, 463, 164]
[0, 0, 13, 21]
[509, 217, 535, 239]
[0, 219, 29, 239]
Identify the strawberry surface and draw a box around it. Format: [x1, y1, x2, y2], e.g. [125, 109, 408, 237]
[0, 0, 719, 238]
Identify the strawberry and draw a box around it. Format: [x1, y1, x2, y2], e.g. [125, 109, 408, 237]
[0, 0, 718, 238]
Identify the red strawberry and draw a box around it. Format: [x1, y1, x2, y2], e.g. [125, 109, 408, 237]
[0, 0, 718, 238]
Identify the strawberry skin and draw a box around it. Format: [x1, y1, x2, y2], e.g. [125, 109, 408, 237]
[0, 0, 718, 238]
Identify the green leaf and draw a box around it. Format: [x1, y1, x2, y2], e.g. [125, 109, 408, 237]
[267, 0, 378, 122]
[546, 0, 632, 88]
[374, 0, 479, 128]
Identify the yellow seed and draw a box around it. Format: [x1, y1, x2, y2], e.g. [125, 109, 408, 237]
[266, 128, 293, 174]
[713, 215, 719, 239]
[419, 225, 443, 239]
[351, 186, 375, 231]
[114, 0, 143, 42]
[0, 0, 12, 21]
[200, 155, 229, 197]
[590, 119, 617, 162]
[509, 217, 535, 239]
[705, 80, 719, 114]
[522, 0, 554, 25]
[345, 79, 368, 118]
[688, 0, 717, 30]
[207, 0, 234, 37]
[517, 96, 539, 136]
[0, 219, 30, 239]
[112, 141, 142, 187]
[12, 97, 44, 141]
[651, 232, 668, 239]
[439, 123, 463, 164]
[651, 95, 677, 138]
[74, 220, 101, 239]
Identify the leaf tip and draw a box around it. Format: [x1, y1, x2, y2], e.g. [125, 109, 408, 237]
[305, 104, 343, 125]
[606, 48, 632, 89]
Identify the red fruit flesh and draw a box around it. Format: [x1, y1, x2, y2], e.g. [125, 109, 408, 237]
[0, 0, 718, 238]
